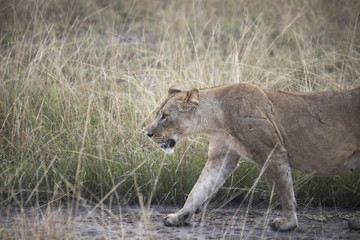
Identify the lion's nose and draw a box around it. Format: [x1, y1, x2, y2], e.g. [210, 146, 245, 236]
[147, 132, 154, 138]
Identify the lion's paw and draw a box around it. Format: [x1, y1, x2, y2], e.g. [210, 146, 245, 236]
[163, 213, 191, 227]
[269, 217, 297, 232]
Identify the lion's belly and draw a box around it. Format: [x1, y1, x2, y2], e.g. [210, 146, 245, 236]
[289, 151, 360, 177]
[282, 122, 360, 176]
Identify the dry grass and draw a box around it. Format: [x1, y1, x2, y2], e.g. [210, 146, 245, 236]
[0, 0, 360, 238]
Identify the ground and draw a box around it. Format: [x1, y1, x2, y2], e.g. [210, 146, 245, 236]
[1, 205, 360, 239]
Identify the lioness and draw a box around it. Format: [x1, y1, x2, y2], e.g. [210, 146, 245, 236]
[146, 83, 360, 231]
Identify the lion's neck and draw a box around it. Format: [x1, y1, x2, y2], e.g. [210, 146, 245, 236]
[193, 91, 225, 135]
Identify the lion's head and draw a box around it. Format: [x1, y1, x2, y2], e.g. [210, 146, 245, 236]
[146, 88, 200, 154]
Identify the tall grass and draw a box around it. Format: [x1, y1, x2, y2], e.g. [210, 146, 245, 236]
[1, 0, 360, 214]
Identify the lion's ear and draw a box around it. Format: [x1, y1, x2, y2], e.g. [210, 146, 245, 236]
[186, 88, 200, 105]
[168, 88, 181, 97]
[178, 88, 199, 112]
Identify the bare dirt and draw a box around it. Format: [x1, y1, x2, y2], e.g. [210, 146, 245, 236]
[1, 204, 360, 239]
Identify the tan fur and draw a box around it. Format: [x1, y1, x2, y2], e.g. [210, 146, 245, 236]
[146, 83, 360, 231]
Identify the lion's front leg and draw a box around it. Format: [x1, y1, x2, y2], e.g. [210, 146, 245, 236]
[163, 143, 240, 227]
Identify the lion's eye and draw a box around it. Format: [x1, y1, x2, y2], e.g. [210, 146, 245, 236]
[161, 114, 169, 121]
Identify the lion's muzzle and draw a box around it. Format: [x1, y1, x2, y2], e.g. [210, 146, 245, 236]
[146, 130, 176, 153]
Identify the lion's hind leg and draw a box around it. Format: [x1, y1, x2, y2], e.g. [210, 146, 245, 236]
[264, 146, 298, 232]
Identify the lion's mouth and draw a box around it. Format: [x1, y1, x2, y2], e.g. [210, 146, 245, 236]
[161, 139, 176, 150]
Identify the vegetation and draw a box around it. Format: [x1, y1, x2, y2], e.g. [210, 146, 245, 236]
[1, 0, 360, 214]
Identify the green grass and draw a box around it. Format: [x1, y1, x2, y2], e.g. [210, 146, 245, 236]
[0, 0, 360, 212]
